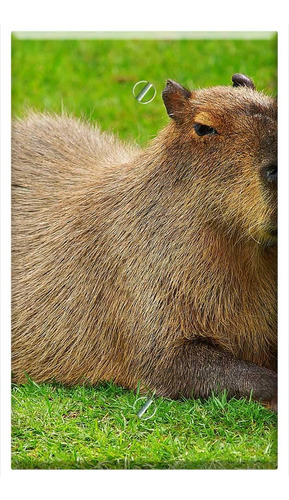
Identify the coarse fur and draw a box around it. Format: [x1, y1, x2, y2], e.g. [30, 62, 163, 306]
[12, 76, 277, 409]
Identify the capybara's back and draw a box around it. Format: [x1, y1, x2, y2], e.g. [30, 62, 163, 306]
[12, 75, 277, 409]
[12, 113, 140, 386]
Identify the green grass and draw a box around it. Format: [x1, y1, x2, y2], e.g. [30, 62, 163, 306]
[11, 34, 277, 469]
[12, 381, 277, 470]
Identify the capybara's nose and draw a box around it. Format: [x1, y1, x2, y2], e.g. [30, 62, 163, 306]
[260, 163, 277, 184]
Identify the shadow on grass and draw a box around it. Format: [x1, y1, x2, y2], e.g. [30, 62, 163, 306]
[12, 458, 277, 470]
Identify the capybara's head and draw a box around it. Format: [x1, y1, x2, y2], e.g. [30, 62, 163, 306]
[162, 74, 277, 246]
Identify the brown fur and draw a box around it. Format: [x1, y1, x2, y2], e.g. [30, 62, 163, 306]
[11, 76, 277, 409]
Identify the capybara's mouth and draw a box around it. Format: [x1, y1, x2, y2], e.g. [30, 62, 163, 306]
[266, 225, 277, 236]
[264, 226, 277, 245]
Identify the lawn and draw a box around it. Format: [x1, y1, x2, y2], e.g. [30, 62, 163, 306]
[12, 380, 277, 469]
[11, 32, 277, 470]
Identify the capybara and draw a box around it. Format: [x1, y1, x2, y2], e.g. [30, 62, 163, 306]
[12, 74, 277, 410]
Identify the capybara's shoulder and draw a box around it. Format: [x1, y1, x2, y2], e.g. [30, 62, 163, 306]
[12, 112, 140, 184]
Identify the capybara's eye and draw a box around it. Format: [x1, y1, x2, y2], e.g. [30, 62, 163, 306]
[194, 123, 218, 136]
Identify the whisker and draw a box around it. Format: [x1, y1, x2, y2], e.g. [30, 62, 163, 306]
[248, 226, 262, 245]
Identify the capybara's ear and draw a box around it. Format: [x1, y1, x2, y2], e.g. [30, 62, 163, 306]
[232, 73, 255, 90]
[162, 80, 192, 122]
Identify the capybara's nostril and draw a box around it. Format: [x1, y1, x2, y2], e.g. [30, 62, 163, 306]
[260, 164, 277, 184]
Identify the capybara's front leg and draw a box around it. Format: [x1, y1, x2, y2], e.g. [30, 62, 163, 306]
[147, 342, 277, 410]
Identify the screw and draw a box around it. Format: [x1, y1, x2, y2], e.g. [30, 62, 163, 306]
[133, 80, 156, 104]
